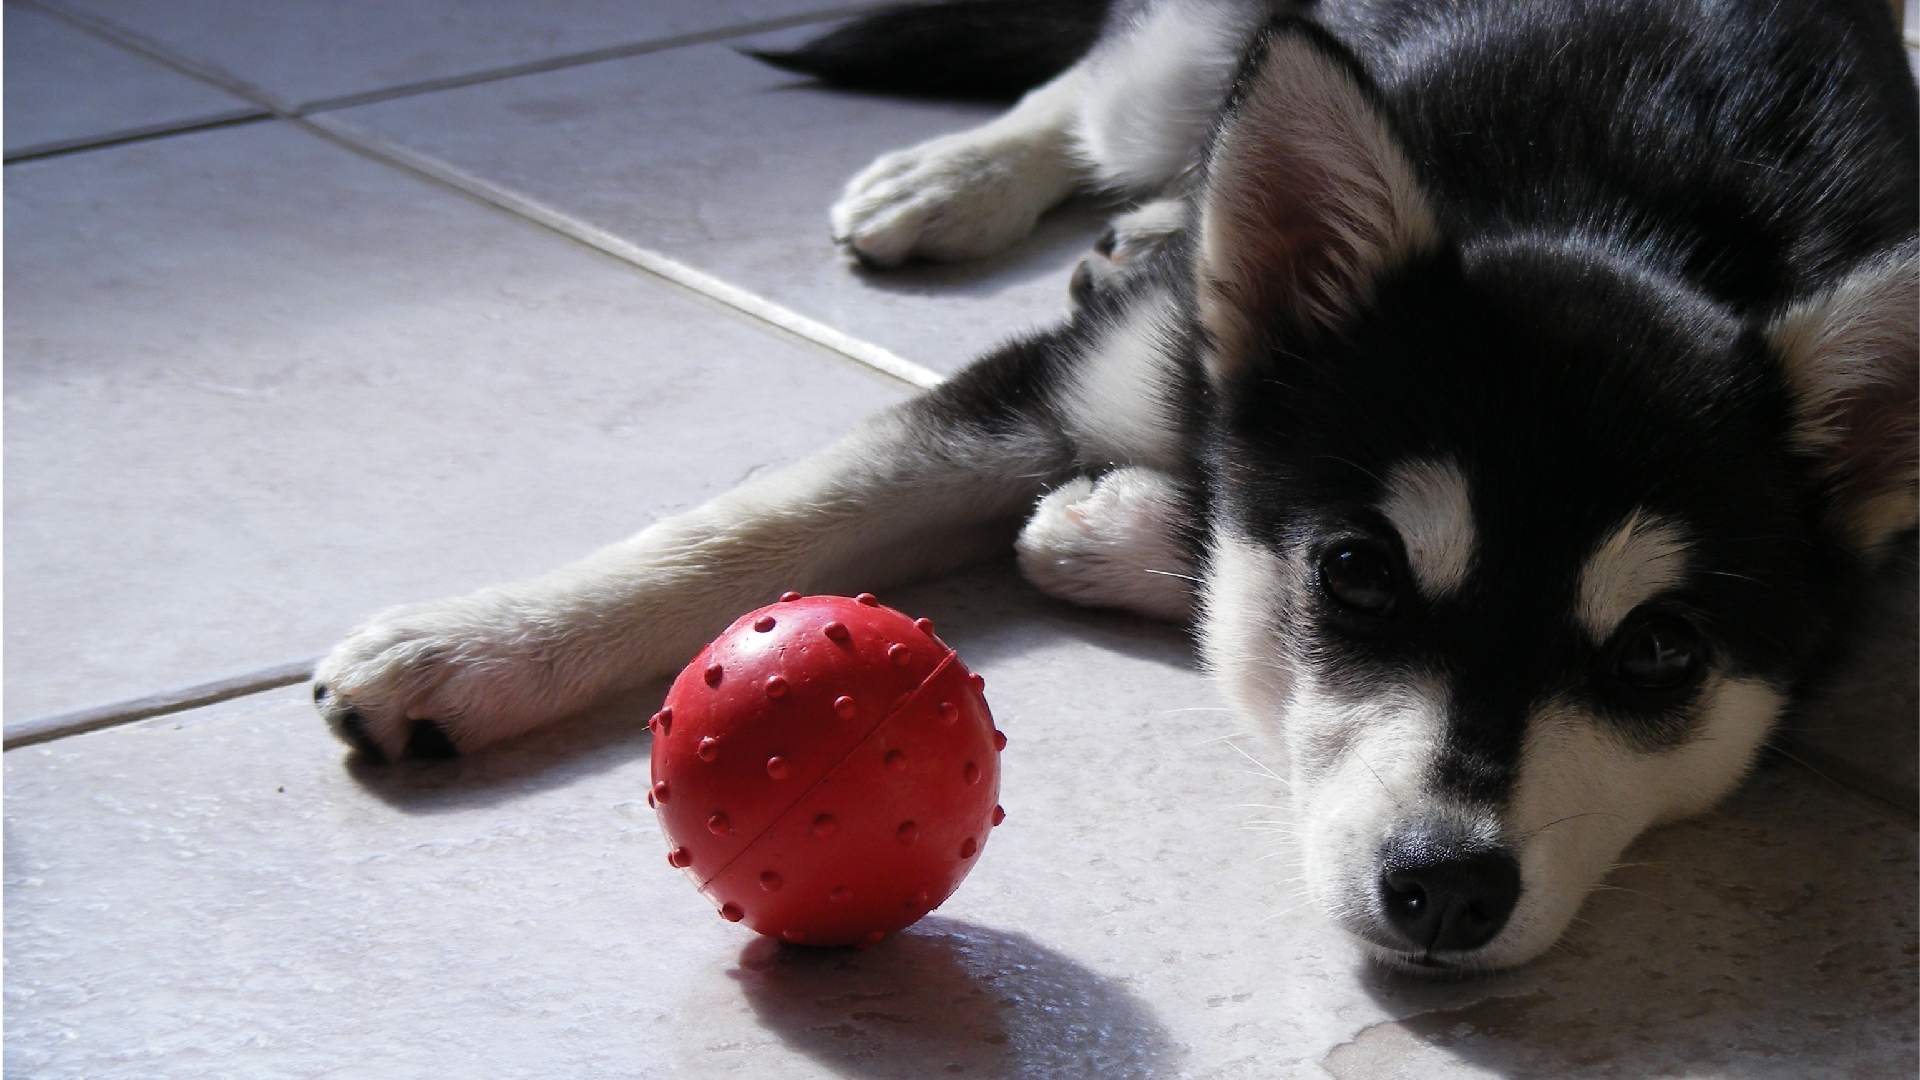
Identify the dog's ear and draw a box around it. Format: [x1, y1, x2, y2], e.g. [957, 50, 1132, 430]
[1195, 23, 1439, 384]
[1769, 242, 1919, 561]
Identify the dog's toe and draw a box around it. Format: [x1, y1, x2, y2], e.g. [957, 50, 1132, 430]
[404, 720, 459, 760]
[331, 709, 389, 765]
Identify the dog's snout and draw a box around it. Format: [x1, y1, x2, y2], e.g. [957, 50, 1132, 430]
[1378, 838, 1521, 953]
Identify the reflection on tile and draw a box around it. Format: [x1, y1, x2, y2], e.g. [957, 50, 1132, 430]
[55, 0, 870, 110]
[4, 2, 255, 156]
[4, 120, 908, 721]
[6, 563, 1914, 1077]
[338, 40, 1104, 375]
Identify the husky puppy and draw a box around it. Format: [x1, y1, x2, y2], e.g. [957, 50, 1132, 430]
[314, 0, 1918, 970]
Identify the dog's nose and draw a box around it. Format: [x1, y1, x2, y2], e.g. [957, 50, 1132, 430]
[1378, 840, 1520, 952]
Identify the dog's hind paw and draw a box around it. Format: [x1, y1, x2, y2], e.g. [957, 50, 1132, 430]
[1016, 469, 1194, 622]
[311, 595, 572, 763]
[830, 128, 1076, 266]
[1072, 199, 1192, 306]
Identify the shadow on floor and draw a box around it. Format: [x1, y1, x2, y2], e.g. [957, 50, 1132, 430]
[722, 916, 1180, 1079]
[342, 678, 666, 814]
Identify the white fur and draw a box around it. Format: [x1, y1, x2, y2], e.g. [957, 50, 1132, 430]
[829, 67, 1087, 266]
[1073, 0, 1265, 191]
[1575, 511, 1690, 643]
[1016, 469, 1195, 621]
[1378, 458, 1476, 600]
[1059, 288, 1185, 470]
[1288, 669, 1465, 941]
[1196, 531, 1302, 728]
[1105, 198, 1191, 261]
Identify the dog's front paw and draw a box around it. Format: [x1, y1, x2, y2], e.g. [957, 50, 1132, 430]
[830, 132, 1068, 266]
[312, 595, 561, 763]
[1016, 469, 1194, 622]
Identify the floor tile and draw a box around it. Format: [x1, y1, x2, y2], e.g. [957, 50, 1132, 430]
[4, 2, 256, 158]
[4, 119, 908, 723]
[6, 563, 1914, 1078]
[52, 0, 869, 111]
[335, 37, 1105, 376]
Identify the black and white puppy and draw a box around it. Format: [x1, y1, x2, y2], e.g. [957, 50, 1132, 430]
[313, 0, 1918, 971]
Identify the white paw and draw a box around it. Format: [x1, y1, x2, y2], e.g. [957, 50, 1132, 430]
[1016, 469, 1194, 622]
[312, 593, 569, 762]
[829, 131, 1069, 266]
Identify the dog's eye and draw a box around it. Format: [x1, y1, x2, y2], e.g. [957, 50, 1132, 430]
[1612, 620, 1703, 690]
[1318, 543, 1397, 614]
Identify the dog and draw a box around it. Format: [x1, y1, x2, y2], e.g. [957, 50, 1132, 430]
[312, 0, 1918, 971]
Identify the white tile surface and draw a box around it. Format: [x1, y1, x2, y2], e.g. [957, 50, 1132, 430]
[52, 0, 871, 110]
[335, 38, 1105, 376]
[4, 2, 256, 156]
[6, 565, 1914, 1078]
[6, 6, 1914, 1077]
[4, 120, 908, 722]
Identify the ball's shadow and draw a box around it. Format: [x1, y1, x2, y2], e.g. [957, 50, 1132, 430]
[724, 916, 1179, 1079]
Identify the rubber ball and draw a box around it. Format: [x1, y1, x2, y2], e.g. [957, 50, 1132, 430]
[650, 592, 1005, 947]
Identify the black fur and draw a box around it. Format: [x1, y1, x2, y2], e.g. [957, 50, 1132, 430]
[864, 0, 1914, 808]
[746, 0, 1112, 100]
[1181, 2, 1915, 806]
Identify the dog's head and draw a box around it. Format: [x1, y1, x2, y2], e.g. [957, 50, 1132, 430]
[1191, 23, 1917, 970]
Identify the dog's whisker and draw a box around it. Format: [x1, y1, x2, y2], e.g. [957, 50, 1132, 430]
[1521, 810, 1627, 839]
[1351, 750, 1403, 810]
[1224, 739, 1291, 788]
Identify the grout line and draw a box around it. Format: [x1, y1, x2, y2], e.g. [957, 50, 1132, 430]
[5, 658, 320, 751]
[23, 0, 275, 108]
[289, 4, 894, 115]
[24, 0, 890, 122]
[4, 108, 275, 164]
[298, 112, 947, 390]
[25, 0, 892, 121]
[8, 0, 940, 740]
[23, 0, 947, 391]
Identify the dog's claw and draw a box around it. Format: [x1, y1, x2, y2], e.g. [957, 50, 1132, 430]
[404, 720, 459, 759]
[333, 710, 387, 764]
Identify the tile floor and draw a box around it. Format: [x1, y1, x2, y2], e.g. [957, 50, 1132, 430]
[6, 2, 1917, 1077]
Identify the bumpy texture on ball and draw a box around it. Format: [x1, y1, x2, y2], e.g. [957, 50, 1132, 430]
[650, 592, 1005, 947]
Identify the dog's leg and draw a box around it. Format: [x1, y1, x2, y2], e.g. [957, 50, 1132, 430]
[314, 339, 1085, 761]
[830, 0, 1261, 266]
[830, 66, 1087, 266]
[1016, 466, 1196, 621]
[1072, 0, 1270, 192]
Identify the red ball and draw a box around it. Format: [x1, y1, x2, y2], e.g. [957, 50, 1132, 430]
[650, 592, 1005, 947]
